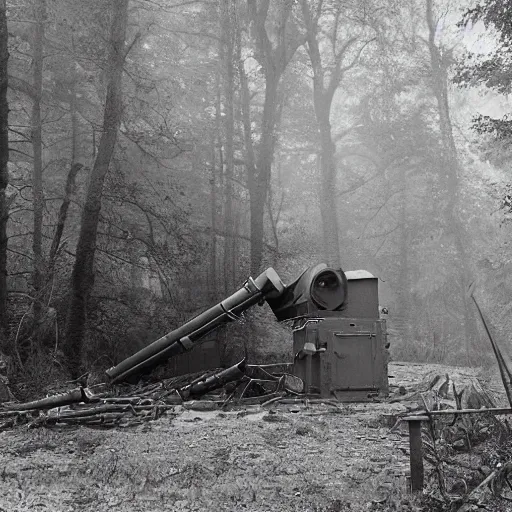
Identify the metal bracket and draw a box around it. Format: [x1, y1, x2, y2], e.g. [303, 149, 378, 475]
[220, 301, 242, 321]
[334, 332, 375, 339]
[223, 308, 242, 321]
[179, 336, 194, 350]
[292, 318, 324, 332]
[244, 277, 260, 293]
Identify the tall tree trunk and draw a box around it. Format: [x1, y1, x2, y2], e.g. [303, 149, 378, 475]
[237, 23, 257, 274]
[300, 0, 360, 269]
[0, 0, 8, 340]
[49, 54, 82, 271]
[30, 0, 45, 349]
[249, 76, 278, 274]
[64, 0, 129, 377]
[209, 137, 218, 301]
[232, 198, 240, 285]
[48, 165, 82, 267]
[246, 0, 303, 275]
[426, 0, 478, 363]
[221, 0, 235, 292]
[397, 163, 411, 348]
[318, 113, 342, 268]
[212, 40, 223, 299]
[267, 179, 281, 264]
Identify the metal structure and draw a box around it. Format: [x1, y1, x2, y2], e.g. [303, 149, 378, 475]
[284, 268, 389, 400]
[105, 263, 389, 401]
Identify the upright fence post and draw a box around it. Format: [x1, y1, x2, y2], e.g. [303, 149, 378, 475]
[405, 416, 427, 492]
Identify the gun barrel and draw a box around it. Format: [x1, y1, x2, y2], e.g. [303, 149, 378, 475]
[105, 268, 284, 383]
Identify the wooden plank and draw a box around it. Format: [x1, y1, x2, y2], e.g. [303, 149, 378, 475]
[430, 407, 512, 416]
[305, 354, 313, 396]
[409, 407, 512, 417]
[320, 345, 331, 398]
[408, 419, 424, 492]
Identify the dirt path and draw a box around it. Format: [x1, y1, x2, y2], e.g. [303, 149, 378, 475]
[0, 361, 501, 512]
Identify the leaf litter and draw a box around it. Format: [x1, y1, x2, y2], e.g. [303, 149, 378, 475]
[0, 361, 506, 511]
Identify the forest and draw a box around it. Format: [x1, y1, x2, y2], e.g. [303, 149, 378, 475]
[0, 0, 511, 391]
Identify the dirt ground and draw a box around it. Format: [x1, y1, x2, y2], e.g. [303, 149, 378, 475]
[0, 362, 503, 512]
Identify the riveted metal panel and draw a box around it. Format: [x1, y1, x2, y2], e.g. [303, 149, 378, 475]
[329, 319, 377, 390]
[292, 316, 388, 399]
[340, 277, 379, 319]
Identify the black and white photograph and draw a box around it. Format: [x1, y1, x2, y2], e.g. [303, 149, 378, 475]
[1, 1, 512, 510]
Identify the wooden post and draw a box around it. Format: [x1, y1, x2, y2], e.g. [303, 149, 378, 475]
[402, 409, 512, 493]
[405, 416, 428, 492]
[305, 354, 312, 396]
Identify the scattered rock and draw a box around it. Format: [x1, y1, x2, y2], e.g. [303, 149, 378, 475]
[295, 425, 313, 436]
[479, 465, 492, 476]
[183, 401, 218, 412]
[262, 412, 288, 422]
[453, 439, 466, 450]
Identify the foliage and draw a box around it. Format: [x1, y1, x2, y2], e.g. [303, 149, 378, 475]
[455, 1, 512, 136]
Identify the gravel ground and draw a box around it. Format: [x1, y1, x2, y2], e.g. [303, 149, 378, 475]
[0, 361, 503, 512]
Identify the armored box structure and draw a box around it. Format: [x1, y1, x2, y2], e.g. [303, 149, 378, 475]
[292, 270, 388, 400]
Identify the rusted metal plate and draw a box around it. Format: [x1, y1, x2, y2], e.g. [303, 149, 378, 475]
[328, 319, 378, 392]
[331, 336, 376, 390]
[292, 317, 388, 399]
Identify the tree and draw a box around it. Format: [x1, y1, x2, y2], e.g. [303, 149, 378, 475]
[426, 0, 478, 362]
[47, 24, 83, 276]
[245, 0, 304, 274]
[220, 0, 236, 293]
[453, 0, 512, 361]
[64, 0, 130, 377]
[0, 0, 8, 339]
[300, 0, 375, 268]
[30, 0, 45, 348]
[454, 1, 512, 139]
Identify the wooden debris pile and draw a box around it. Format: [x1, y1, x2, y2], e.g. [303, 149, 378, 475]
[0, 360, 304, 430]
[388, 366, 512, 509]
[420, 410, 512, 510]
[389, 367, 499, 414]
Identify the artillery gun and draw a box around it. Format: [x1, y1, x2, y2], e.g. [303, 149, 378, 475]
[106, 263, 388, 400]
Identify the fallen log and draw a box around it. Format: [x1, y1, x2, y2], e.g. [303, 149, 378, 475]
[1, 387, 99, 412]
[178, 359, 246, 400]
[0, 361, 306, 430]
